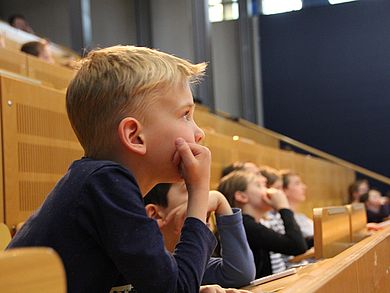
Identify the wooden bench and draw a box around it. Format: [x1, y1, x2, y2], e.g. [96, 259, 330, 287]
[0, 247, 66, 292]
[0, 223, 11, 250]
[244, 223, 390, 292]
[26, 55, 75, 90]
[0, 47, 27, 76]
[313, 206, 352, 259]
[346, 203, 369, 243]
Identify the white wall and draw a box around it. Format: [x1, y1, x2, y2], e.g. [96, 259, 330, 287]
[211, 20, 241, 117]
[90, 0, 137, 48]
[0, 0, 72, 47]
[0, 0, 137, 50]
[150, 0, 194, 61]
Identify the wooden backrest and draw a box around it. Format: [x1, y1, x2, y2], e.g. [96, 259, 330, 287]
[0, 47, 27, 76]
[26, 55, 75, 90]
[0, 76, 83, 227]
[313, 206, 352, 258]
[346, 203, 368, 243]
[0, 223, 11, 250]
[0, 247, 66, 292]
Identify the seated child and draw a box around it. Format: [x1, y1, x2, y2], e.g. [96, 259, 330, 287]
[348, 179, 370, 204]
[360, 189, 390, 223]
[8, 46, 217, 293]
[21, 40, 55, 64]
[218, 171, 307, 278]
[144, 182, 255, 288]
[281, 170, 313, 242]
[262, 169, 313, 270]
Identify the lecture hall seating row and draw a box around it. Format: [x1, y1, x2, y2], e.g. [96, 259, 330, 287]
[0, 46, 75, 90]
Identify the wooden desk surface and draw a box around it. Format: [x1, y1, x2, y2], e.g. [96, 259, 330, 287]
[244, 223, 390, 292]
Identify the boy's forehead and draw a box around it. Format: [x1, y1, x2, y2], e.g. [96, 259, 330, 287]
[155, 82, 194, 108]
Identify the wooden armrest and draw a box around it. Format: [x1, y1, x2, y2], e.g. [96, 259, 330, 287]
[289, 247, 315, 263]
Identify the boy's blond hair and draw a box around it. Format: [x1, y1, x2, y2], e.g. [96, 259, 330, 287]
[218, 171, 258, 207]
[66, 45, 206, 158]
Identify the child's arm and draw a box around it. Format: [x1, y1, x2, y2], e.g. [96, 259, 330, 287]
[202, 193, 256, 287]
[244, 211, 307, 256]
[200, 285, 251, 293]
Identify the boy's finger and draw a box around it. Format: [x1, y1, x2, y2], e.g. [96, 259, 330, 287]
[172, 150, 181, 167]
[175, 138, 195, 165]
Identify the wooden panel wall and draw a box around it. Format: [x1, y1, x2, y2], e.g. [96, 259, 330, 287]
[0, 76, 83, 228]
[202, 130, 356, 217]
[194, 107, 280, 148]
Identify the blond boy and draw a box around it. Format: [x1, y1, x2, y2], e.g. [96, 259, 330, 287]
[8, 46, 216, 293]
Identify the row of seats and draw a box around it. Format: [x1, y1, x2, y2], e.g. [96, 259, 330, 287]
[0, 46, 74, 90]
[313, 203, 368, 259]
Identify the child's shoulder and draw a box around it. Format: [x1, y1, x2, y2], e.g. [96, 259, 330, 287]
[71, 157, 131, 177]
[67, 157, 140, 193]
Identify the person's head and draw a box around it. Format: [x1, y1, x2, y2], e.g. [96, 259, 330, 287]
[144, 182, 188, 252]
[360, 189, 383, 208]
[144, 182, 188, 219]
[348, 179, 369, 203]
[220, 161, 260, 178]
[260, 167, 282, 189]
[281, 170, 306, 206]
[21, 41, 54, 64]
[218, 171, 269, 212]
[66, 46, 206, 190]
[8, 14, 34, 33]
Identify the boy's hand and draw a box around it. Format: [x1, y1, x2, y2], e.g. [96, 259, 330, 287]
[208, 191, 233, 216]
[200, 285, 252, 293]
[174, 138, 211, 188]
[263, 188, 290, 210]
[174, 137, 211, 223]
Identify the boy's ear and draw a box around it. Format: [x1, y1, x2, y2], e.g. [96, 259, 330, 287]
[145, 204, 163, 220]
[234, 191, 248, 204]
[118, 117, 146, 155]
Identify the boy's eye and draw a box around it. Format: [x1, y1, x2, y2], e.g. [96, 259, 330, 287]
[183, 111, 191, 121]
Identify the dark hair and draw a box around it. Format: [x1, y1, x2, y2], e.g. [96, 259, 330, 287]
[220, 162, 246, 178]
[21, 41, 44, 57]
[359, 193, 369, 203]
[144, 183, 172, 207]
[280, 170, 297, 189]
[218, 170, 256, 207]
[8, 14, 26, 26]
[260, 167, 281, 188]
[347, 179, 369, 203]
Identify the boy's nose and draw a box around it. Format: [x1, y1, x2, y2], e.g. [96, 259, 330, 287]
[194, 125, 205, 143]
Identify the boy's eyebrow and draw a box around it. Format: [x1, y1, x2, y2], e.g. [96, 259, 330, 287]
[177, 102, 195, 111]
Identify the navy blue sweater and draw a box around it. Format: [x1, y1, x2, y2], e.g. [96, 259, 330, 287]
[8, 158, 216, 293]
